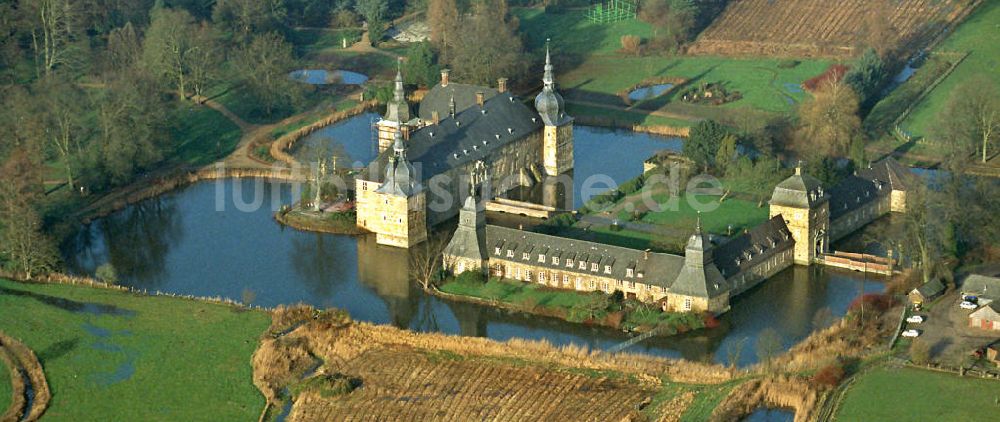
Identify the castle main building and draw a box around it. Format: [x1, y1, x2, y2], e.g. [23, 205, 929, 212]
[443, 159, 910, 315]
[356, 49, 574, 248]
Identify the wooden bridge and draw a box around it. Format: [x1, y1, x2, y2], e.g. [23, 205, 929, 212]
[606, 325, 668, 354]
[816, 251, 896, 276]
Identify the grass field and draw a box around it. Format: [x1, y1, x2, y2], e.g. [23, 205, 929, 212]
[623, 193, 769, 235]
[902, 1, 1000, 139]
[168, 104, 242, 167]
[515, 9, 830, 118]
[836, 366, 1000, 421]
[0, 279, 269, 421]
[441, 277, 602, 321]
[0, 358, 10, 416]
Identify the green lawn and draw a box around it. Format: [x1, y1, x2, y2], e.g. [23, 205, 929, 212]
[0, 279, 270, 421]
[440, 277, 599, 321]
[632, 193, 769, 235]
[440, 276, 703, 330]
[516, 9, 830, 120]
[680, 382, 740, 422]
[168, 104, 242, 167]
[288, 28, 363, 56]
[566, 103, 695, 128]
[0, 357, 10, 416]
[836, 366, 1000, 421]
[902, 0, 1000, 139]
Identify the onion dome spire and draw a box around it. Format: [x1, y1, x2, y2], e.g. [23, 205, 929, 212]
[543, 39, 555, 91]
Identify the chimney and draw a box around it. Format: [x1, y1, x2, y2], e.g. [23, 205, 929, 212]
[440, 69, 450, 87]
[432, 111, 440, 125]
[476, 91, 485, 107]
[644, 249, 650, 260]
[497, 78, 508, 93]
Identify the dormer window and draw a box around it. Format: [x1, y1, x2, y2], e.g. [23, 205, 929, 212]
[566, 259, 573, 267]
[538, 254, 545, 263]
[591, 263, 599, 272]
[455, 121, 461, 127]
[552, 257, 560, 265]
[604, 265, 612, 274]
[579, 261, 586, 270]
[507, 128, 514, 134]
[495, 134, 501, 140]
[637, 272, 644, 278]
[506, 249, 513, 258]
[522, 252, 530, 260]
[495, 247, 501, 255]
[626, 268, 634, 278]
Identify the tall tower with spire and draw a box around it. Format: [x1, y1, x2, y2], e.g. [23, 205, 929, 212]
[667, 216, 731, 314]
[534, 40, 574, 177]
[376, 59, 416, 152]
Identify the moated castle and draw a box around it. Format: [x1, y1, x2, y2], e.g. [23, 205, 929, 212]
[444, 159, 911, 315]
[356, 47, 573, 247]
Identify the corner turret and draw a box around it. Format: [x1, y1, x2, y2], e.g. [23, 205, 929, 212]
[535, 40, 574, 177]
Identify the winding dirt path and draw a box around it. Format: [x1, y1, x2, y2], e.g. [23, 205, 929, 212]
[0, 333, 50, 422]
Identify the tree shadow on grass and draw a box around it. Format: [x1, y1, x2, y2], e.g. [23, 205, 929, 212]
[38, 338, 81, 363]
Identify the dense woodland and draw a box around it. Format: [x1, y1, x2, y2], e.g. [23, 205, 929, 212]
[0, 0, 997, 288]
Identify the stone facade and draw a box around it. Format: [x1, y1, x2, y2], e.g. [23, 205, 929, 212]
[443, 195, 795, 315]
[357, 52, 573, 248]
[769, 158, 910, 265]
[543, 123, 573, 176]
[356, 181, 427, 247]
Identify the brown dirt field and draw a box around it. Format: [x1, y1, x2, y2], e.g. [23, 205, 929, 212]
[688, 0, 976, 58]
[290, 347, 656, 421]
[255, 305, 733, 421]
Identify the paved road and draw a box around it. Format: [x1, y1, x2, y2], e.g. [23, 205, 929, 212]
[914, 291, 998, 364]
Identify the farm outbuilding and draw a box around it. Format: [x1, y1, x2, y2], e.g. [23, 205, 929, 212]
[968, 303, 1000, 331]
[988, 344, 1000, 368]
[908, 279, 946, 304]
[961, 274, 1000, 304]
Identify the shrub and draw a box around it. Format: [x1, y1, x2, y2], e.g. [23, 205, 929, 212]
[330, 10, 360, 29]
[95, 263, 118, 285]
[620, 35, 641, 55]
[455, 270, 486, 285]
[812, 363, 845, 388]
[910, 339, 931, 365]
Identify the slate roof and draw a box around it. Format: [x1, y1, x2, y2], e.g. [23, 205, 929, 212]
[367, 92, 543, 182]
[442, 197, 488, 262]
[670, 259, 727, 298]
[484, 225, 685, 289]
[912, 279, 946, 298]
[419, 83, 500, 122]
[962, 274, 1000, 300]
[827, 175, 886, 220]
[714, 216, 795, 279]
[770, 170, 828, 208]
[857, 157, 910, 191]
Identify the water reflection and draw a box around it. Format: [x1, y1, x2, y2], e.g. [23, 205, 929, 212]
[64, 124, 886, 365]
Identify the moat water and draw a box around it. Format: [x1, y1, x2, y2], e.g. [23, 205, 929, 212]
[64, 122, 883, 366]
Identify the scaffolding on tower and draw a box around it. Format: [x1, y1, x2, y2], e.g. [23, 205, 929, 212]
[586, 0, 637, 24]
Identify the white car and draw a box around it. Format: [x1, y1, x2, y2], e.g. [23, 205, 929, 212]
[960, 301, 979, 310]
[906, 315, 925, 324]
[902, 329, 922, 338]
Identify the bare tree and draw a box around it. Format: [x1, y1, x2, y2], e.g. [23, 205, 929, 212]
[937, 77, 1000, 164]
[755, 328, 783, 372]
[797, 79, 862, 157]
[726, 337, 747, 374]
[28, 0, 80, 76]
[410, 236, 449, 291]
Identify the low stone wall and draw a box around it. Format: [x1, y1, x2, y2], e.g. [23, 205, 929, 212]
[270, 100, 379, 166]
[0, 271, 271, 312]
[573, 115, 691, 138]
[79, 167, 307, 223]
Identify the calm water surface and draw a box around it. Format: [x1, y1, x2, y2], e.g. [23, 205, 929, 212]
[65, 123, 882, 366]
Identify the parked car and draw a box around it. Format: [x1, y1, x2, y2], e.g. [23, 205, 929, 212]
[906, 315, 926, 324]
[960, 301, 979, 310]
[902, 329, 922, 338]
[963, 295, 979, 303]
